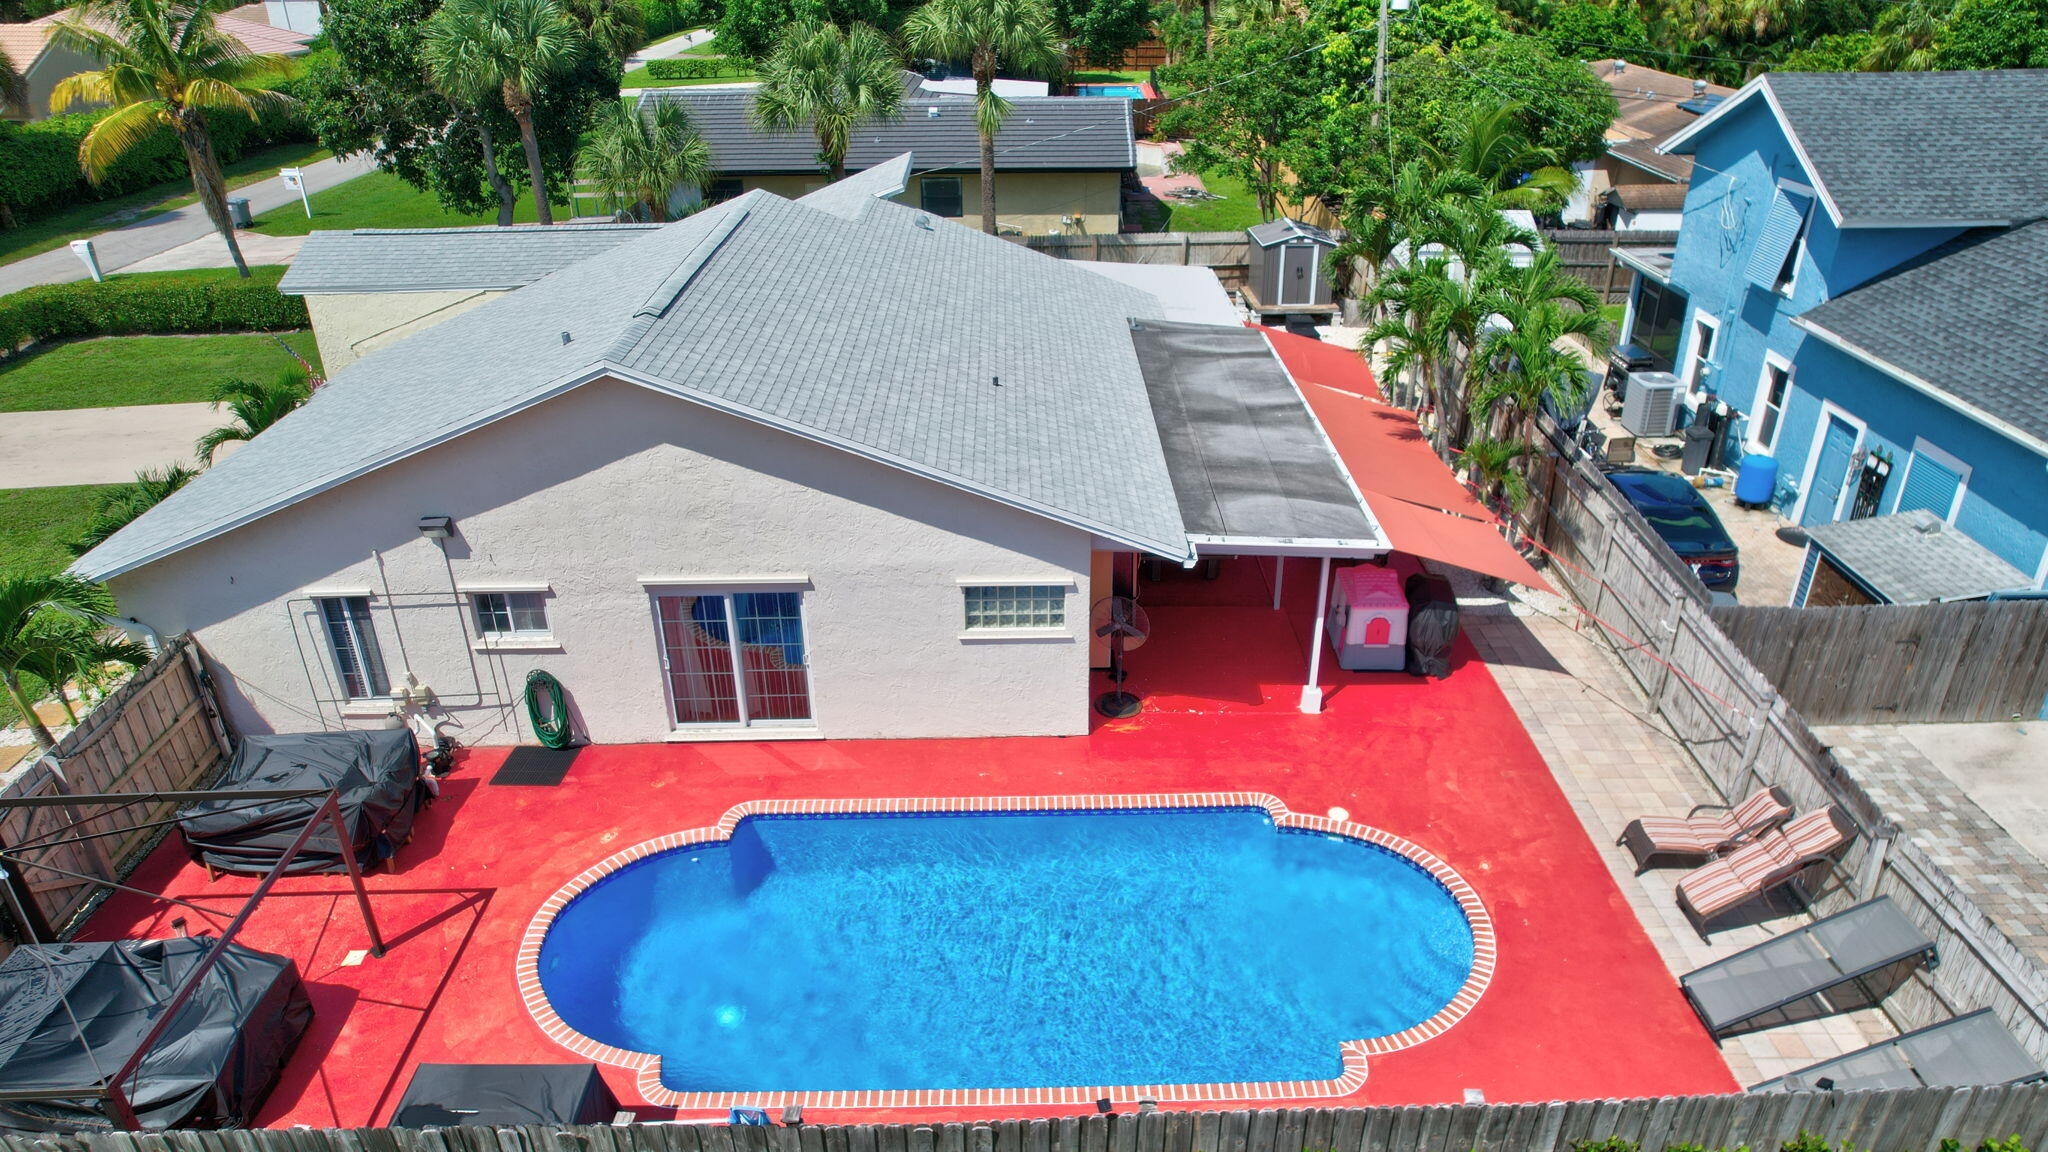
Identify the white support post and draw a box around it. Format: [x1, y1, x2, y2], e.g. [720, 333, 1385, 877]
[1299, 556, 1332, 714]
[1272, 556, 1286, 610]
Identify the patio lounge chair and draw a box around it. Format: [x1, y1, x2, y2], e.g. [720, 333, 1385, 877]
[1680, 896, 1935, 1039]
[1618, 785, 1793, 873]
[1750, 1009, 2047, 1092]
[1675, 807, 1857, 938]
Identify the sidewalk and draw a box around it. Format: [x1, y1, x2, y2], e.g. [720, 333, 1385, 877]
[624, 26, 712, 69]
[0, 402, 221, 488]
[0, 152, 377, 295]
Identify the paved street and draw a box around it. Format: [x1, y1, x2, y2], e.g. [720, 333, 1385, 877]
[0, 402, 220, 488]
[0, 152, 377, 296]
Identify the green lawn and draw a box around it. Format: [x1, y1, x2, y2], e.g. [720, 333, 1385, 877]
[1599, 303, 1626, 327]
[248, 170, 574, 235]
[0, 331, 321, 413]
[1073, 69, 1152, 84]
[0, 484, 117, 578]
[621, 64, 757, 88]
[1155, 171, 1267, 232]
[0, 141, 334, 268]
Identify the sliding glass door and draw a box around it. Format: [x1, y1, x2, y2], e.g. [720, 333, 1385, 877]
[653, 591, 812, 728]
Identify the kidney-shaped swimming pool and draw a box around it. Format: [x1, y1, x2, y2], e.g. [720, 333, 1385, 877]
[530, 799, 1484, 1102]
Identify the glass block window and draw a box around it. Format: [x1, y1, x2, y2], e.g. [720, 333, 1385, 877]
[962, 585, 1066, 630]
[473, 591, 550, 638]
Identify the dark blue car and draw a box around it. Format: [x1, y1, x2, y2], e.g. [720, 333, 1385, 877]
[1602, 466, 1742, 592]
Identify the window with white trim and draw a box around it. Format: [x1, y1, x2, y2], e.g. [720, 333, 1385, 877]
[962, 585, 1066, 630]
[472, 591, 550, 639]
[318, 596, 387, 700]
[1752, 359, 1791, 451]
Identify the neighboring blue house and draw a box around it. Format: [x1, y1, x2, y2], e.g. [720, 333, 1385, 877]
[1610, 69, 2048, 598]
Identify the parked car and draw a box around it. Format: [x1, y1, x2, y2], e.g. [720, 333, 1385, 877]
[1601, 466, 1741, 591]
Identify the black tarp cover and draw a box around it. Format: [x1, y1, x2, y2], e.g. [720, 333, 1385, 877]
[179, 730, 425, 874]
[0, 938, 312, 1132]
[391, 1064, 620, 1128]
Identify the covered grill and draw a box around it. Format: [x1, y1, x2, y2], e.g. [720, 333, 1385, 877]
[178, 730, 427, 874]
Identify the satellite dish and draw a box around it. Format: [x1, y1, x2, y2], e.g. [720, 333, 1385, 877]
[1091, 595, 1151, 718]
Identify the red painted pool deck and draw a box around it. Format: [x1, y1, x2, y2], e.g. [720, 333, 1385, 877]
[81, 558, 1736, 1128]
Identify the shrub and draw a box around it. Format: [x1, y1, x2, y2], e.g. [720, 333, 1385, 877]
[643, 56, 752, 80]
[0, 268, 309, 356]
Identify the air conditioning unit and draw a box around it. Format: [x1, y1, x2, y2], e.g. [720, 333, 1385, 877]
[1621, 370, 1683, 437]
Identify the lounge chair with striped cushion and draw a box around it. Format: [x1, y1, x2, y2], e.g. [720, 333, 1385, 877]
[1676, 807, 1857, 939]
[1618, 786, 1794, 873]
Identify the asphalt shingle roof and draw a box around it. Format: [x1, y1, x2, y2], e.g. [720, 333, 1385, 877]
[637, 88, 1135, 173]
[1806, 510, 2032, 604]
[72, 162, 1191, 580]
[277, 224, 662, 294]
[1710, 71, 2048, 224]
[1796, 220, 2048, 447]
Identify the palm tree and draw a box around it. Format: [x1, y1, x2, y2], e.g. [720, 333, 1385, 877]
[905, 0, 1066, 234]
[0, 574, 120, 750]
[424, 0, 586, 226]
[751, 21, 903, 184]
[1421, 103, 1577, 216]
[13, 629, 151, 725]
[579, 97, 715, 221]
[1860, 3, 1947, 70]
[422, 3, 524, 226]
[69, 465, 199, 557]
[2, 44, 26, 118]
[48, 0, 298, 279]
[1462, 437, 1532, 517]
[560, 0, 643, 60]
[195, 368, 310, 463]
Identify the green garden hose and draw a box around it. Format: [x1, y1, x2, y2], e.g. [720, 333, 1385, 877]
[524, 669, 573, 749]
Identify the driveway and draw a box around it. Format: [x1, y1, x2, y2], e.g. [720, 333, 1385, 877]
[0, 402, 221, 488]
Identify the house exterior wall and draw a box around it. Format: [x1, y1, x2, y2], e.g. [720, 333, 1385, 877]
[107, 377, 1096, 744]
[6, 42, 105, 121]
[304, 290, 506, 373]
[721, 170, 1122, 235]
[1648, 97, 2048, 581]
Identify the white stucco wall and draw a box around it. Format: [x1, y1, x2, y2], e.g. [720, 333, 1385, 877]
[305, 291, 506, 373]
[108, 377, 1095, 745]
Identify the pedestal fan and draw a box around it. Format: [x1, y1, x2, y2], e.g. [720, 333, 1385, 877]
[1091, 594, 1150, 718]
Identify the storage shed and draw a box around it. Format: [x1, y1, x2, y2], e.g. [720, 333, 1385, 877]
[1243, 218, 1337, 317]
[1794, 510, 2033, 606]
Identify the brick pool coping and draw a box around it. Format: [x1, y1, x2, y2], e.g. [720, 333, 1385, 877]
[515, 793, 1496, 1111]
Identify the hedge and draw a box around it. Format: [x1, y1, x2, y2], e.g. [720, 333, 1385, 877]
[0, 267, 309, 356]
[643, 56, 753, 80]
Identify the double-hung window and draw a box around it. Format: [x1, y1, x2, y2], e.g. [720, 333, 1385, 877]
[1752, 357, 1791, 452]
[962, 584, 1066, 631]
[318, 596, 387, 700]
[473, 591, 551, 640]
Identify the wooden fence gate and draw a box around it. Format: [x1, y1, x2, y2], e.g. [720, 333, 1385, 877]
[0, 636, 232, 951]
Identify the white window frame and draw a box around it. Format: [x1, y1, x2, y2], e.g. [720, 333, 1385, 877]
[465, 586, 556, 649]
[1681, 311, 1721, 401]
[956, 579, 1074, 640]
[1791, 399, 1868, 525]
[1748, 351, 1794, 453]
[642, 578, 818, 738]
[316, 594, 387, 702]
[1888, 437, 1972, 523]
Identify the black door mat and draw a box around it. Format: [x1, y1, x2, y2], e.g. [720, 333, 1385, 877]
[491, 746, 582, 786]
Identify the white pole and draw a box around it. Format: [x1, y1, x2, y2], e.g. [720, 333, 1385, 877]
[1272, 555, 1286, 610]
[1299, 556, 1331, 714]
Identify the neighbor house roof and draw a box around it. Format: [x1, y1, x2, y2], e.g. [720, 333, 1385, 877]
[72, 156, 1200, 581]
[1247, 218, 1335, 247]
[636, 88, 1135, 173]
[1659, 70, 2048, 227]
[1590, 59, 1732, 184]
[0, 6, 312, 74]
[278, 224, 663, 294]
[1792, 219, 2048, 453]
[1806, 510, 2032, 604]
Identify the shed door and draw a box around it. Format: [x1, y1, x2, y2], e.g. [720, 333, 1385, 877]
[1279, 242, 1318, 305]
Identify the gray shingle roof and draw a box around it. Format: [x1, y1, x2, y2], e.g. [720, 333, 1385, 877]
[1247, 218, 1335, 247]
[638, 88, 1135, 173]
[277, 224, 662, 294]
[1669, 71, 2048, 224]
[1806, 510, 2032, 604]
[1794, 220, 2048, 448]
[72, 163, 1190, 581]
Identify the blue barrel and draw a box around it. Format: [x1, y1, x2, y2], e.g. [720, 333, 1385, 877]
[1735, 454, 1778, 506]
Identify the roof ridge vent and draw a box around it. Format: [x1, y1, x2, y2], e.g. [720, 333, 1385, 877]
[633, 206, 749, 320]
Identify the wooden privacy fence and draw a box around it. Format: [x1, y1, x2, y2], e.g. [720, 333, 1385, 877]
[1709, 601, 2048, 724]
[1520, 423, 2048, 1068]
[1537, 229, 1678, 304]
[1023, 232, 1250, 289]
[0, 637, 231, 949]
[5, 1087, 2048, 1152]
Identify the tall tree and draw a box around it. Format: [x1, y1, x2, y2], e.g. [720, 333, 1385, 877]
[49, 0, 298, 278]
[425, 0, 586, 225]
[1154, 20, 1322, 223]
[196, 369, 312, 463]
[580, 96, 716, 220]
[1420, 102, 1577, 215]
[1858, 1, 1947, 69]
[905, 0, 1066, 234]
[751, 20, 902, 182]
[419, 0, 523, 224]
[1049, 0, 1152, 67]
[0, 575, 121, 751]
[561, 0, 645, 59]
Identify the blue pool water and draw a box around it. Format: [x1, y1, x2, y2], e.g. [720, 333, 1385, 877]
[1075, 83, 1146, 98]
[538, 807, 1474, 1093]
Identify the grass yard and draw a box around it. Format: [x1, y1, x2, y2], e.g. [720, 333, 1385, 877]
[248, 170, 575, 236]
[0, 331, 321, 413]
[1073, 69, 1151, 83]
[620, 64, 757, 88]
[0, 141, 334, 268]
[0, 484, 118, 578]
[1157, 171, 1267, 232]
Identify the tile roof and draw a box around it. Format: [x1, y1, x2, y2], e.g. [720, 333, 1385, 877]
[1806, 510, 2032, 604]
[73, 160, 1193, 580]
[278, 224, 663, 294]
[636, 88, 1135, 173]
[1794, 220, 2048, 449]
[0, 6, 312, 68]
[1591, 59, 1732, 184]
